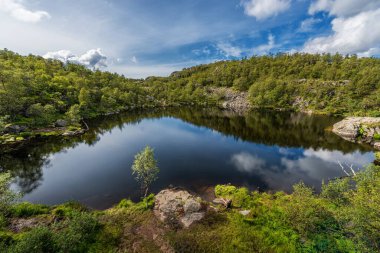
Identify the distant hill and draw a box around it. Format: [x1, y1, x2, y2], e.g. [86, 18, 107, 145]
[1, 49, 379, 133]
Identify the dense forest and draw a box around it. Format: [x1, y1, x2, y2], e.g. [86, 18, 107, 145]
[166, 53, 380, 115]
[1, 164, 380, 252]
[1, 49, 380, 141]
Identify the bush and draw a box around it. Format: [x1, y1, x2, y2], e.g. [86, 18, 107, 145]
[117, 199, 134, 208]
[0, 172, 20, 215]
[10, 226, 56, 253]
[52, 201, 87, 219]
[11, 202, 50, 217]
[54, 212, 99, 253]
[214, 185, 252, 208]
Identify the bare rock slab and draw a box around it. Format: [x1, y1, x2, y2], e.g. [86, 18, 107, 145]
[332, 117, 380, 149]
[154, 188, 205, 228]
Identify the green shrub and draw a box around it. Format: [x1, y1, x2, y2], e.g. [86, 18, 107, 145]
[54, 212, 99, 253]
[10, 226, 56, 253]
[376, 152, 380, 161]
[321, 178, 351, 206]
[0, 231, 14, 247]
[11, 202, 49, 217]
[374, 133, 380, 140]
[214, 185, 252, 208]
[117, 199, 134, 208]
[52, 201, 87, 219]
[0, 172, 20, 215]
[215, 184, 237, 197]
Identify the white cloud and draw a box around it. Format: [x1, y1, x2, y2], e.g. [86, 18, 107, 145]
[43, 48, 107, 69]
[217, 42, 243, 57]
[242, 0, 291, 20]
[231, 152, 266, 173]
[309, 0, 380, 17]
[0, 0, 50, 22]
[303, 8, 380, 55]
[298, 18, 322, 33]
[253, 34, 276, 54]
[131, 56, 138, 64]
[357, 47, 380, 57]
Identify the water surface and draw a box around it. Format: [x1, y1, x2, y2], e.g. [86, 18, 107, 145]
[1, 108, 375, 209]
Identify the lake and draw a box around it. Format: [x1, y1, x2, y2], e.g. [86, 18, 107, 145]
[1, 108, 375, 209]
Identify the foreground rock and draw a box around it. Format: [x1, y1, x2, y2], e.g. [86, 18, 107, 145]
[333, 117, 380, 150]
[154, 188, 206, 228]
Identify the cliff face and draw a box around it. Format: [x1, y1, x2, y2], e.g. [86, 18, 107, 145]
[333, 117, 380, 150]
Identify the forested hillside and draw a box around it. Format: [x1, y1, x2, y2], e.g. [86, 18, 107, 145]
[162, 53, 380, 115]
[0, 49, 213, 132]
[1, 49, 380, 136]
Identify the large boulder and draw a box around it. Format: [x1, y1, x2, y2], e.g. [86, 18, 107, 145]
[4, 125, 26, 134]
[154, 188, 205, 228]
[332, 117, 380, 145]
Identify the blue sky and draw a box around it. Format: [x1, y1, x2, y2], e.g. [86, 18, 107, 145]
[0, 0, 379, 78]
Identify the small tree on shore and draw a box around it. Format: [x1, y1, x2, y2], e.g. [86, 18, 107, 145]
[131, 146, 159, 198]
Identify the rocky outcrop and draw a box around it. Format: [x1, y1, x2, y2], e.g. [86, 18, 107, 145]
[209, 87, 251, 112]
[154, 188, 206, 228]
[332, 117, 380, 150]
[3, 125, 27, 134]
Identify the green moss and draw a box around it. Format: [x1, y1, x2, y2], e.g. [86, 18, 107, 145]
[374, 133, 380, 141]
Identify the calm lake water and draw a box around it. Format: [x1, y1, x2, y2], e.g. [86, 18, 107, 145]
[1, 108, 375, 209]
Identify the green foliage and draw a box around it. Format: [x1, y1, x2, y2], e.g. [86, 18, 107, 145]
[131, 146, 159, 197]
[1, 50, 379, 134]
[51, 201, 87, 219]
[214, 185, 252, 208]
[11, 202, 50, 217]
[65, 104, 82, 125]
[0, 172, 20, 215]
[54, 212, 99, 253]
[374, 133, 380, 140]
[117, 194, 155, 211]
[321, 178, 351, 206]
[9, 226, 57, 253]
[117, 198, 134, 208]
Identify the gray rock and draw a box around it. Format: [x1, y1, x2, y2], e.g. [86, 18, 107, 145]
[183, 199, 201, 213]
[332, 117, 380, 148]
[154, 188, 205, 228]
[180, 212, 205, 228]
[4, 125, 26, 134]
[374, 142, 380, 150]
[55, 119, 68, 127]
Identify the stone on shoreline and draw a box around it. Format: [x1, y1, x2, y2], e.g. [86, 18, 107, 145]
[332, 117, 380, 149]
[154, 188, 205, 228]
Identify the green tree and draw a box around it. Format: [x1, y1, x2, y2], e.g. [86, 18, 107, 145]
[65, 104, 82, 125]
[131, 146, 159, 197]
[0, 172, 20, 215]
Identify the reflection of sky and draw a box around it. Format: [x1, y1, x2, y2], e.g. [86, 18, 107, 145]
[20, 117, 374, 209]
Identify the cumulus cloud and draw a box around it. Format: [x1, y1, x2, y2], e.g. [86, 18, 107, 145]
[43, 48, 107, 69]
[298, 18, 322, 33]
[231, 152, 266, 174]
[253, 34, 276, 55]
[0, 0, 50, 22]
[309, 0, 380, 17]
[242, 0, 291, 20]
[303, 0, 380, 56]
[217, 42, 243, 58]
